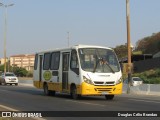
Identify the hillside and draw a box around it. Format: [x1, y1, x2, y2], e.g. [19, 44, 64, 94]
[114, 32, 160, 59]
[135, 32, 160, 54]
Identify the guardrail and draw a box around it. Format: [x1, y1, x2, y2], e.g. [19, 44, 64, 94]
[123, 84, 160, 96]
[18, 79, 33, 87]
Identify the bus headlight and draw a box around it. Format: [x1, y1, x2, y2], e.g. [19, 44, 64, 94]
[83, 76, 94, 85]
[115, 78, 122, 85]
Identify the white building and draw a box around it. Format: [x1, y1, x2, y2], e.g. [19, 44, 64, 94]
[10, 54, 35, 71]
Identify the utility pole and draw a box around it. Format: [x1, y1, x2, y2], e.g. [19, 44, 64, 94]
[0, 2, 14, 74]
[126, 0, 132, 93]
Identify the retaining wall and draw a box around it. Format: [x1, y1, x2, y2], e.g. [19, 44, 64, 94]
[123, 84, 160, 96]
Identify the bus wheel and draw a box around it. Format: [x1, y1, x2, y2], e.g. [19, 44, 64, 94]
[43, 83, 50, 96]
[43, 83, 55, 96]
[105, 95, 114, 100]
[71, 86, 79, 100]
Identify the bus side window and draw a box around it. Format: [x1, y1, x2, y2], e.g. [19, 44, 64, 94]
[43, 52, 51, 70]
[70, 50, 79, 75]
[50, 52, 60, 70]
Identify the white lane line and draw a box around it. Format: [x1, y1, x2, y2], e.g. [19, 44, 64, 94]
[129, 99, 160, 104]
[0, 104, 18, 111]
[65, 100, 106, 107]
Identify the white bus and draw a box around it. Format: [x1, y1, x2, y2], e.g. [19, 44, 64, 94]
[33, 45, 122, 100]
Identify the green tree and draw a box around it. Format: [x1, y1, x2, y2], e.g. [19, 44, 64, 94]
[135, 32, 160, 54]
[13, 67, 28, 77]
[0, 64, 28, 77]
[0, 62, 11, 72]
[114, 44, 128, 59]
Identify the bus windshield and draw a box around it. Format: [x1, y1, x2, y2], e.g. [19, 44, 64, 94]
[78, 48, 120, 73]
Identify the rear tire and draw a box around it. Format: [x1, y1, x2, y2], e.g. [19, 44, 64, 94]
[43, 83, 55, 96]
[105, 95, 114, 100]
[44, 83, 50, 96]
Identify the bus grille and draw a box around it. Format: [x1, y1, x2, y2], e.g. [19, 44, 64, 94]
[94, 88, 112, 92]
[94, 82, 104, 84]
[94, 81, 115, 85]
[106, 82, 115, 84]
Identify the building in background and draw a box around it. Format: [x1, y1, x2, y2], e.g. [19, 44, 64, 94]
[0, 58, 8, 65]
[10, 54, 35, 71]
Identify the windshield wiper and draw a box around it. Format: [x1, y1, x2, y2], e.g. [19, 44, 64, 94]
[104, 62, 115, 74]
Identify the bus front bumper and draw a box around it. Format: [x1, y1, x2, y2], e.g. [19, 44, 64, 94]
[79, 82, 122, 96]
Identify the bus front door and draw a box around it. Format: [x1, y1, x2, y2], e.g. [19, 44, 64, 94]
[62, 53, 70, 91]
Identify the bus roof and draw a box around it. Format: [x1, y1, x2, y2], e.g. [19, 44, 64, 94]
[36, 44, 112, 54]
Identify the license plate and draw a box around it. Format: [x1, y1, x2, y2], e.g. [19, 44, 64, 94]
[101, 92, 108, 95]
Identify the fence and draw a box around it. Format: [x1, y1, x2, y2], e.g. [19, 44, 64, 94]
[133, 57, 160, 72]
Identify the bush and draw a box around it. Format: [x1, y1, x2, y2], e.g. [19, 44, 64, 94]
[0, 64, 29, 77]
[13, 67, 28, 77]
[27, 72, 33, 77]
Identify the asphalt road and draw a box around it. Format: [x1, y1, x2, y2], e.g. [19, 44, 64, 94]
[0, 84, 160, 120]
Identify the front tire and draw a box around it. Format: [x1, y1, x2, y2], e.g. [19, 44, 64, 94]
[71, 85, 80, 100]
[105, 95, 114, 100]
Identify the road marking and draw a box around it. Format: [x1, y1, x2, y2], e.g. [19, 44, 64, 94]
[0, 104, 18, 111]
[65, 100, 106, 107]
[129, 99, 160, 104]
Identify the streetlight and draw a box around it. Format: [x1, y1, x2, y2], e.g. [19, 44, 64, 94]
[0, 2, 14, 74]
[126, 0, 132, 93]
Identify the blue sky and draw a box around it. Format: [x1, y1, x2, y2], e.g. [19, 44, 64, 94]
[0, 0, 160, 58]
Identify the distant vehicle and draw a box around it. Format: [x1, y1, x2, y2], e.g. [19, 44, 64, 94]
[0, 72, 18, 86]
[124, 77, 143, 86]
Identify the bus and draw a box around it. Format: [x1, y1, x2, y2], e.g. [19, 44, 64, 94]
[33, 45, 122, 100]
